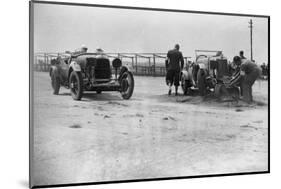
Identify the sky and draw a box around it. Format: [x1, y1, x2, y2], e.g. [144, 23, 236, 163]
[33, 3, 268, 64]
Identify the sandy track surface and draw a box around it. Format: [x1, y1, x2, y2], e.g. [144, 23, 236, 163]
[32, 72, 268, 186]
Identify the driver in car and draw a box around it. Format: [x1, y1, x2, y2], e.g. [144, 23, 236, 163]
[95, 48, 107, 58]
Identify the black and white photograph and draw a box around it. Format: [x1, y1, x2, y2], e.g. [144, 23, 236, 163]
[29, 1, 269, 188]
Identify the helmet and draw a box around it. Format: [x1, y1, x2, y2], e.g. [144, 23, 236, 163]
[96, 48, 104, 53]
[81, 44, 88, 50]
[216, 51, 222, 56]
[233, 56, 241, 65]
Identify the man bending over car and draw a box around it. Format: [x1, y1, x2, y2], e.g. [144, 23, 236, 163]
[229, 56, 261, 103]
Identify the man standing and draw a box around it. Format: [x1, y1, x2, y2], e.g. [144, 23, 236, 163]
[229, 56, 261, 103]
[239, 50, 247, 62]
[166, 44, 184, 95]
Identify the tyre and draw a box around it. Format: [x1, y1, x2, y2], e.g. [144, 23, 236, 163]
[181, 76, 189, 95]
[69, 71, 83, 100]
[228, 86, 240, 100]
[96, 90, 102, 94]
[214, 84, 223, 98]
[120, 71, 134, 100]
[197, 69, 207, 96]
[51, 72, 60, 95]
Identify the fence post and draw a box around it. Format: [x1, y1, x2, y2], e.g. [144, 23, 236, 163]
[45, 55, 49, 72]
[148, 57, 151, 75]
[43, 53, 46, 72]
[135, 54, 138, 74]
[153, 54, 156, 77]
[131, 57, 134, 69]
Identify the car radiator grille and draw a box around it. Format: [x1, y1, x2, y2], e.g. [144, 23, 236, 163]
[86, 58, 112, 79]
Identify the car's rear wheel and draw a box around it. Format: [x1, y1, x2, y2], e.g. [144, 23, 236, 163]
[51, 72, 60, 95]
[69, 71, 83, 100]
[120, 71, 134, 99]
[181, 76, 189, 95]
[197, 69, 207, 96]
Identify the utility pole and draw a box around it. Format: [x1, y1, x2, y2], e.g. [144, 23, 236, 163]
[249, 19, 253, 61]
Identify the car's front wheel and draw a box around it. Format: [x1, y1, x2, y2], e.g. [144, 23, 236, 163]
[197, 69, 207, 96]
[51, 72, 60, 95]
[181, 76, 190, 95]
[69, 71, 83, 100]
[120, 71, 134, 100]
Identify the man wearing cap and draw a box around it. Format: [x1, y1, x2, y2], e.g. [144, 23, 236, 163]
[81, 45, 88, 53]
[166, 44, 184, 95]
[229, 56, 261, 103]
[239, 50, 247, 64]
[95, 48, 107, 58]
[73, 45, 88, 55]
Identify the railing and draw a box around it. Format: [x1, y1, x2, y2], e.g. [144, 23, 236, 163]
[33, 52, 191, 76]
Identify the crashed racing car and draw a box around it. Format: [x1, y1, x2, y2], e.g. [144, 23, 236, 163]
[49, 51, 134, 100]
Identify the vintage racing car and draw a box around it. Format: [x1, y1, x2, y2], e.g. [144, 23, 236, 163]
[181, 50, 238, 97]
[49, 51, 134, 100]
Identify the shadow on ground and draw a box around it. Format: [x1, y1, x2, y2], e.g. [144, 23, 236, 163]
[149, 90, 267, 109]
[82, 92, 123, 101]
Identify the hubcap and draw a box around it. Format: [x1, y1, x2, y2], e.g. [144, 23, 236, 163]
[70, 82, 74, 88]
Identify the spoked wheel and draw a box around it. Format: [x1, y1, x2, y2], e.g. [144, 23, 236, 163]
[197, 69, 207, 96]
[51, 72, 60, 95]
[69, 71, 83, 100]
[181, 76, 189, 95]
[120, 71, 134, 99]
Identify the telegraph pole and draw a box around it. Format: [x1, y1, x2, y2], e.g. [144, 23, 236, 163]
[249, 19, 253, 61]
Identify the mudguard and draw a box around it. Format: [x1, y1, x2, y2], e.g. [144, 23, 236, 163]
[119, 65, 131, 75]
[123, 63, 133, 72]
[198, 63, 207, 70]
[118, 65, 133, 81]
[69, 61, 82, 72]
